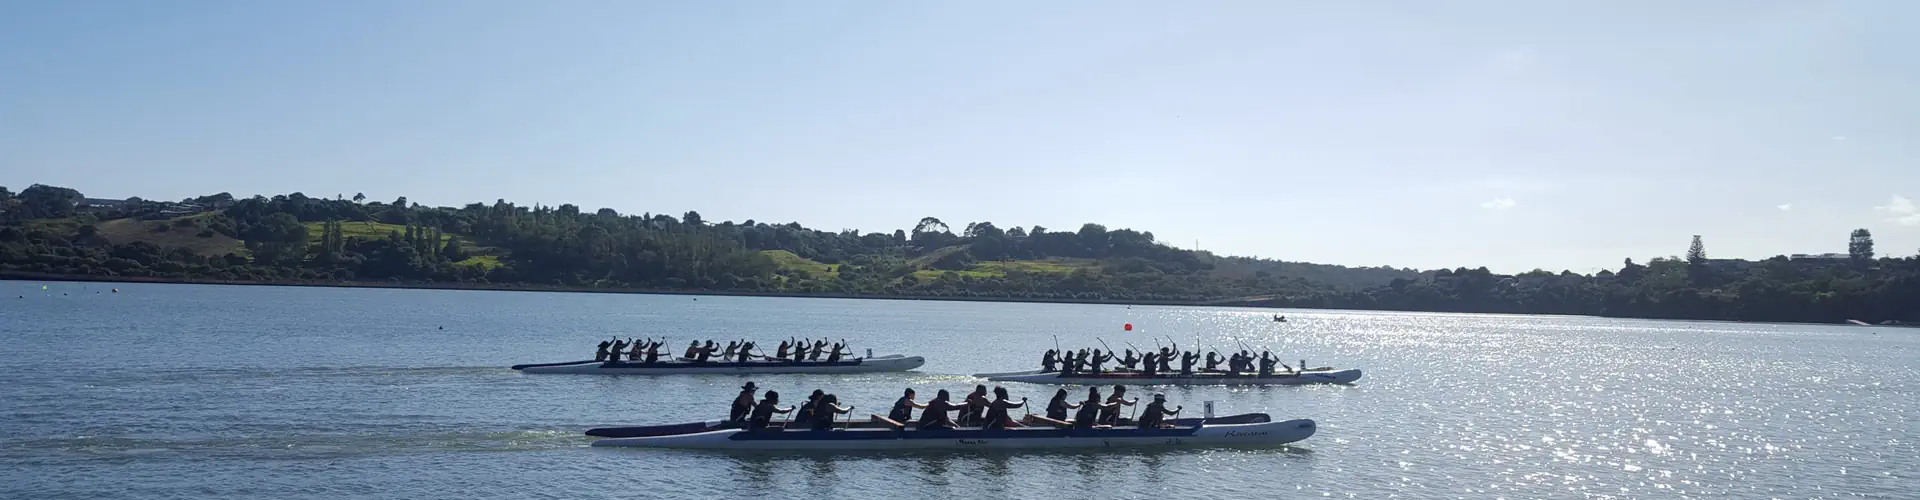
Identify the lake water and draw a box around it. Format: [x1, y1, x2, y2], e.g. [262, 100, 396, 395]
[2, 282, 1916, 499]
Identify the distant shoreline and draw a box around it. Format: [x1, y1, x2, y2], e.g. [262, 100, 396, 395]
[0, 271, 1208, 307]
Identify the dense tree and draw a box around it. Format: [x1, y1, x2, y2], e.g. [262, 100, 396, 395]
[1687, 235, 1708, 264]
[1850, 229, 1874, 262]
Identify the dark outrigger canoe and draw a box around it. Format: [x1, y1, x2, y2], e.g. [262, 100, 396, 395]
[586, 412, 1273, 438]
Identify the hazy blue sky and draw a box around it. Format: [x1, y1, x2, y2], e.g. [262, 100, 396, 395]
[3, 1, 1915, 272]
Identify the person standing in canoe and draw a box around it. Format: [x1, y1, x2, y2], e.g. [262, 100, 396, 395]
[729, 382, 759, 423]
[1136, 394, 1182, 429]
[917, 390, 962, 430]
[981, 387, 1028, 430]
[957, 385, 989, 427]
[889, 388, 928, 422]
[1099, 385, 1137, 426]
[745, 391, 793, 431]
[1044, 388, 1081, 421]
[809, 394, 854, 431]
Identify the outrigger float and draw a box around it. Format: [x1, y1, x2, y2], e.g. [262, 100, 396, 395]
[512, 354, 925, 375]
[589, 414, 1317, 450]
[586, 412, 1274, 438]
[974, 368, 1363, 386]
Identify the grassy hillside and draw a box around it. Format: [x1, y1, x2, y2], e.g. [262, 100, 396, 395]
[763, 247, 1096, 282]
[94, 214, 247, 256]
[761, 250, 839, 280]
[305, 221, 450, 245]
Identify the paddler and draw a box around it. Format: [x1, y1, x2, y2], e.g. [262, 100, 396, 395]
[808, 394, 853, 431]
[1089, 349, 1111, 375]
[729, 382, 759, 423]
[1041, 349, 1059, 373]
[745, 391, 793, 431]
[793, 340, 812, 362]
[980, 386, 1027, 430]
[1157, 347, 1174, 373]
[1072, 387, 1117, 429]
[825, 341, 848, 362]
[890, 388, 928, 422]
[1258, 351, 1278, 376]
[737, 341, 758, 363]
[684, 341, 701, 360]
[1119, 349, 1140, 371]
[1180, 351, 1199, 375]
[1136, 394, 1182, 429]
[917, 390, 962, 430]
[595, 339, 613, 361]
[957, 385, 989, 427]
[776, 340, 792, 361]
[811, 340, 829, 360]
[608, 338, 628, 362]
[1059, 350, 1078, 376]
[794, 389, 826, 423]
[643, 339, 664, 364]
[1204, 351, 1224, 372]
[627, 338, 648, 360]
[1098, 385, 1137, 426]
[721, 341, 739, 361]
[1141, 351, 1160, 377]
[1044, 388, 1081, 421]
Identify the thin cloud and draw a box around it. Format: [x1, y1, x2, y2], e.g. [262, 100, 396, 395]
[1776, 203, 1793, 211]
[1481, 197, 1518, 210]
[1876, 195, 1920, 226]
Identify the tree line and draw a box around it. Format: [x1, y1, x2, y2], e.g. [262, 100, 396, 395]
[2, 184, 1916, 324]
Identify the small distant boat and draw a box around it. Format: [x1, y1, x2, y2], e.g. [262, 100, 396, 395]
[511, 354, 925, 375]
[589, 416, 1317, 450]
[980, 368, 1362, 386]
[1273, 315, 1288, 323]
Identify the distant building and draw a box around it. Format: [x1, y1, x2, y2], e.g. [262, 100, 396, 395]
[1789, 253, 1850, 261]
[81, 198, 131, 209]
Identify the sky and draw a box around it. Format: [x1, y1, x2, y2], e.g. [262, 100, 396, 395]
[2, 1, 1916, 273]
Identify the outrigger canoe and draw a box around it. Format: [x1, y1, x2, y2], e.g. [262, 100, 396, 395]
[512, 354, 925, 375]
[590, 415, 1317, 450]
[585, 412, 1273, 438]
[978, 368, 1362, 386]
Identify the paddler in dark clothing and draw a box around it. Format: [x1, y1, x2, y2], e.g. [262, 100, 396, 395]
[917, 390, 962, 430]
[794, 389, 826, 423]
[684, 341, 701, 360]
[1089, 349, 1111, 375]
[776, 340, 791, 361]
[745, 391, 793, 431]
[810, 340, 828, 360]
[1180, 351, 1199, 375]
[809, 394, 853, 431]
[1077, 349, 1092, 372]
[1119, 349, 1140, 371]
[793, 341, 811, 362]
[1205, 351, 1224, 372]
[595, 340, 613, 361]
[1258, 351, 1278, 376]
[627, 338, 649, 360]
[957, 385, 989, 427]
[1136, 394, 1182, 429]
[1045, 388, 1081, 421]
[981, 386, 1027, 430]
[696, 341, 722, 363]
[889, 388, 927, 422]
[608, 339, 628, 361]
[1141, 351, 1160, 377]
[825, 341, 848, 362]
[1059, 350, 1078, 376]
[729, 382, 759, 423]
[1157, 347, 1174, 373]
[643, 340, 664, 364]
[1098, 385, 1137, 426]
[1041, 349, 1059, 373]
[1073, 388, 1118, 429]
[737, 341, 758, 363]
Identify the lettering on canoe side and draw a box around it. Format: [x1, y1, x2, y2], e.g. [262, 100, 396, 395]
[1224, 431, 1268, 438]
[958, 439, 988, 445]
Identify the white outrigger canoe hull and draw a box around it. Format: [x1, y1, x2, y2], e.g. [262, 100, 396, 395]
[590, 419, 1316, 450]
[513, 354, 925, 375]
[982, 368, 1362, 386]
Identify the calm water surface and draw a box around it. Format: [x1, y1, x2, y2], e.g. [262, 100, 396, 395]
[2, 282, 1916, 499]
